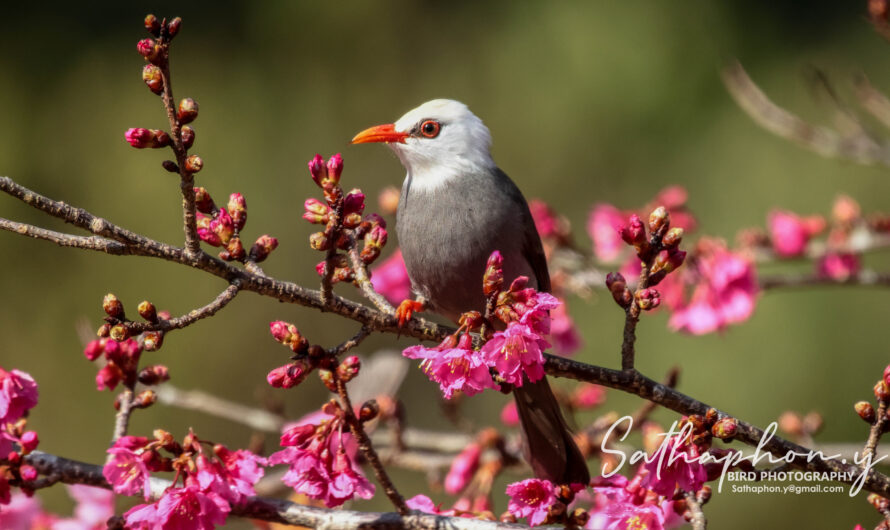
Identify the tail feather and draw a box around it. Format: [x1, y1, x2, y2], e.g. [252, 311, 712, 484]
[513, 376, 590, 485]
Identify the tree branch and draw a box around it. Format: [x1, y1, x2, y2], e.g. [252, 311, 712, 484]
[125, 282, 241, 334]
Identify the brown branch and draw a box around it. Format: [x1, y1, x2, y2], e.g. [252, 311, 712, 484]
[0, 218, 131, 254]
[110, 388, 135, 446]
[722, 61, 890, 166]
[759, 270, 890, 289]
[156, 31, 201, 258]
[348, 236, 396, 314]
[125, 282, 241, 333]
[864, 400, 889, 471]
[22, 451, 523, 529]
[336, 377, 408, 515]
[684, 491, 707, 530]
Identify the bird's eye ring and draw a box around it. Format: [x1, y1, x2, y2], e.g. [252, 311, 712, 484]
[419, 120, 441, 138]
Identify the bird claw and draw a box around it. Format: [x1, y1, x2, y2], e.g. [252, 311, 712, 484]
[395, 299, 425, 329]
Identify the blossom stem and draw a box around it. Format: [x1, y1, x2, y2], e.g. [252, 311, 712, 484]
[684, 490, 708, 530]
[864, 400, 889, 472]
[347, 236, 395, 313]
[110, 387, 135, 446]
[335, 377, 408, 514]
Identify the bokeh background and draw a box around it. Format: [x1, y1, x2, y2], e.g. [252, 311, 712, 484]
[2, 1, 890, 527]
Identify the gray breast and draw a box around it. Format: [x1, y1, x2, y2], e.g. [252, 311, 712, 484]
[395, 168, 538, 322]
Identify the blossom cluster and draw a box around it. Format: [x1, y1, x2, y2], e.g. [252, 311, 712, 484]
[195, 187, 279, 263]
[402, 251, 562, 399]
[268, 402, 375, 508]
[0, 368, 40, 506]
[104, 429, 266, 529]
[303, 154, 389, 283]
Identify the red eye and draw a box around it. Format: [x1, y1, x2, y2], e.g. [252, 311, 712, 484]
[420, 120, 441, 138]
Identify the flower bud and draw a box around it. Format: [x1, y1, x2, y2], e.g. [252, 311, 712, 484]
[166, 17, 182, 38]
[308, 154, 327, 187]
[197, 214, 221, 247]
[605, 272, 626, 293]
[269, 321, 309, 353]
[184, 155, 203, 173]
[153, 130, 171, 148]
[125, 128, 153, 148]
[20, 431, 39, 453]
[855, 401, 876, 423]
[180, 126, 195, 149]
[876, 380, 890, 402]
[483, 251, 504, 297]
[869, 493, 890, 512]
[138, 365, 170, 385]
[136, 38, 161, 64]
[249, 235, 278, 262]
[309, 232, 330, 251]
[162, 160, 178, 173]
[103, 293, 124, 318]
[359, 400, 380, 422]
[459, 311, 484, 330]
[211, 208, 234, 245]
[711, 417, 738, 440]
[177, 98, 199, 124]
[137, 301, 157, 321]
[364, 225, 387, 248]
[142, 64, 163, 94]
[326, 154, 343, 187]
[267, 362, 309, 389]
[84, 339, 104, 361]
[651, 249, 686, 275]
[635, 288, 660, 311]
[619, 214, 647, 248]
[143, 331, 163, 351]
[97, 323, 111, 338]
[662, 227, 684, 248]
[303, 198, 330, 224]
[648, 206, 670, 234]
[220, 236, 245, 261]
[194, 187, 215, 214]
[134, 389, 157, 408]
[144, 14, 161, 37]
[318, 369, 337, 392]
[19, 465, 38, 482]
[336, 356, 361, 382]
[223, 193, 246, 231]
[343, 189, 365, 216]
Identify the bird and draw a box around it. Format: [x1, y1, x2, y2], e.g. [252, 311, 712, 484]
[351, 99, 589, 485]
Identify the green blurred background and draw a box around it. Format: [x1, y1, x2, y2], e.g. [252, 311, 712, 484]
[2, 1, 890, 527]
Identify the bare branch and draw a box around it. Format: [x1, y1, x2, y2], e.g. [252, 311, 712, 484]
[0, 218, 131, 254]
[722, 62, 890, 166]
[110, 388, 135, 445]
[348, 236, 396, 314]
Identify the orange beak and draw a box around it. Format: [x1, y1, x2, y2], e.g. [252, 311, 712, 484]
[351, 123, 409, 144]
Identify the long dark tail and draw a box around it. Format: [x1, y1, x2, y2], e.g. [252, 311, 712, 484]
[513, 376, 590, 485]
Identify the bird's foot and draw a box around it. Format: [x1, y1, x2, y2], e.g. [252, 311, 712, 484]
[395, 299, 425, 329]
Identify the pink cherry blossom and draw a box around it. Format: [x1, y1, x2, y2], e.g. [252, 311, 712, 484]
[444, 443, 481, 495]
[154, 481, 230, 530]
[588, 203, 627, 261]
[643, 436, 707, 497]
[549, 301, 582, 355]
[501, 401, 519, 426]
[0, 369, 38, 425]
[570, 384, 606, 409]
[506, 478, 557, 527]
[405, 494, 457, 515]
[0, 491, 46, 530]
[370, 249, 412, 305]
[103, 436, 153, 500]
[51, 485, 115, 530]
[403, 334, 499, 399]
[481, 322, 548, 387]
[816, 252, 860, 281]
[768, 210, 823, 257]
[668, 239, 758, 335]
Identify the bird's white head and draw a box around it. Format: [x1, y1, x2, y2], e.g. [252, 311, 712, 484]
[351, 99, 495, 191]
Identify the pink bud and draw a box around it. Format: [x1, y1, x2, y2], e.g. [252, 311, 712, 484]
[103, 339, 121, 360]
[619, 214, 646, 247]
[266, 363, 308, 389]
[343, 189, 366, 216]
[177, 98, 199, 124]
[83, 339, 104, 361]
[136, 38, 156, 59]
[635, 288, 660, 311]
[142, 64, 163, 95]
[181, 126, 195, 148]
[125, 128, 153, 148]
[768, 210, 811, 257]
[365, 225, 387, 247]
[308, 154, 326, 186]
[194, 187, 215, 214]
[19, 465, 37, 482]
[269, 321, 296, 343]
[20, 431, 39, 452]
[336, 355, 361, 382]
[249, 235, 278, 262]
[445, 443, 481, 495]
[816, 252, 860, 281]
[280, 423, 316, 447]
[211, 208, 234, 245]
[326, 153, 343, 184]
[303, 198, 330, 224]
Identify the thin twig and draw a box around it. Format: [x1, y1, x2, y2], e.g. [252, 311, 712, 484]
[328, 326, 372, 357]
[348, 237, 396, 314]
[336, 377, 408, 515]
[684, 490, 707, 530]
[110, 388, 135, 446]
[864, 400, 889, 472]
[156, 31, 201, 258]
[0, 219, 131, 254]
[126, 282, 241, 333]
